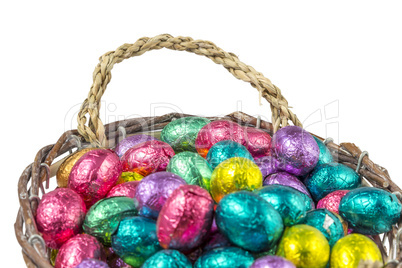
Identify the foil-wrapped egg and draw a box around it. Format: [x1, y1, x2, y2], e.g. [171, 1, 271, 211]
[75, 259, 110, 268]
[195, 120, 245, 158]
[263, 172, 311, 198]
[255, 155, 281, 177]
[83, 197, 139, 246]
[55, 234, 105, 268]
[339, 187, 401, 235]
[106, 181, 139, 198]
[313, 136, 334, 166]
[298, 209, 344, 247]
[250, 255, 296, 268]
[36, 188, 86, 249]
[243, 127, 272, 158]
[114, 134, 156, 158]
[255, 185, 307, 226]
[210, 157, 262, 203]
[111, 216, 161, 268]
[216, 191, 283, 252]
[68, 149, 122, 208]
[135, 172, 187, 219]
[276, 224, 330, 268]
[142, 250, 192, 268]
[121, 140, 175, 177]
[116, 172, 143, 184]
[272, 126, 319, 176]
[194, 247, 254, 268]
[316, 190, 349, 214]
[206, 140, 254, 169]
[166, 151, 213, 190]
[330, 234, 383, 268]
[157, 185, 214, 253]
[304, 162, 361, 201]
[161, 117, 211, 153]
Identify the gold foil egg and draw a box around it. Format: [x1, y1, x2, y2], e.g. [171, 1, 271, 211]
[56, 148, 95, 188]
[117, 171, 144, 184]
[210, 157, 262, 203]
[330, 234, 383, 268]
[276, 224, 330, 268]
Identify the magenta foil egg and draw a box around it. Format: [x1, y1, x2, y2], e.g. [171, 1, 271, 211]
[255, 155, 281, 178]
[157, 185, 214, 253]
[55, 234, 105, 268]
[317, 190, 349, 215]
[272, 125, 319, 176]
[36, 188, 86, 249]
[195, 120, 245, 158]
[114, 134, 157, 158]
[68, 149, 122, 208]
[263, 172, 311, 198]
[106, 181, 139, 198]
[243, 127, 272, 158]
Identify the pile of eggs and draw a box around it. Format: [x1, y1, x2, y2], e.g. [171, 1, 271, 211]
[36, 117, 401, 268]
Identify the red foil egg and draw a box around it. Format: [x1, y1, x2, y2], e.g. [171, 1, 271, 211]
[121, 140, 175, 176]
[55, 234, 105, 268]
[317, 190, 349, 215]
[243, 127, 272, 158]
[36, 188, 86, 249]
[195, 120, 245, 158]
[106, 181, 139, 198]
[157, 185, 214, 253]
[68, 149, 122, 208]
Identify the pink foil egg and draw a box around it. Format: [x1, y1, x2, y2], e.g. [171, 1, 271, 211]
[36, 188, 86, 249]
[317, 190, 350, 215]
[157, 185, 214, 253]
[195, 120, 245, 158]
[243, 127, 272, 158]
[55, 234, 105, 268]
[106, 181, 139, 198]
[68, 149, 122, 208]
[121, 140, 175, 177]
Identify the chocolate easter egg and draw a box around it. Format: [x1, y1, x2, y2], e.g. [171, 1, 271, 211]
[255, 155, 281, 177]
[263, 172, 311, 198]
[114, 134, 156, 158]
[206, 140, 254, 169]
[142, 250, 192, 268]
[243, 127, 272, 158]
[194, 247, 254, 268]
[316, 190, 349, 214]
[106, 181, 139, 198]
[75, 259, 109, 268]
[250, 255, 295, 268]
[313, 136, 334, 166]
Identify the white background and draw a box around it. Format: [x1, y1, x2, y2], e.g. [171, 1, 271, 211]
[1, 1, 402, 266]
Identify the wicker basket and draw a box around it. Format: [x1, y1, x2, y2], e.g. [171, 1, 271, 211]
[15, 34, 402, 268]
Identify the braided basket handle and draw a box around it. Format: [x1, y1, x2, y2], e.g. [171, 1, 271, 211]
[77, 34, 302, 146]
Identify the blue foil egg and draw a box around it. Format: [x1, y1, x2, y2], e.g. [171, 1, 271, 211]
[111, 216, 161, 267]
[313, 137, 334, 166]
[215, 191, 283, 252]
[299, 208, 344, 247]
[194, 247, 254, 268]
[206, 140, 254, 169]
[304, 163, 361, 201]
[255, 185, 307, 226]
[339, 187, 402, 235]
[142, 249, 192, 268]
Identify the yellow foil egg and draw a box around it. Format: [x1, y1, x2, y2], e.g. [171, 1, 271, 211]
[56, 148, 95, 188]
[210, 157, 262, 203]
[330, 234, 383, 268]
[276, 224, 330, 268]
[116, 171, 144, 184]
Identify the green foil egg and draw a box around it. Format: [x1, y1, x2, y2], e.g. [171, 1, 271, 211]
[83, 197, 139, 246]
[166, 151, 213, 191]
[299, 208, 344, 247]
[142, 249, 192, 268]
[111, 216, 162, 267]
[255, 185, 308, 226]
[339, 187, 402, 235]
[194, 247, 254, 268]
[304, 162, 361, 201]
[313, 136, 334, 166]
[161, 117, 211, 153]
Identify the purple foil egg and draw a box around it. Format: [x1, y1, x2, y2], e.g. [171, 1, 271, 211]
[68, 149, 122, 208]
[135, 172, 187, 219]
[255, 155, 281, 178]
[263, 172, 311, 198]
[75, 259, 110, 268]
[106, 181, 139, 198]
[251, 255, 296, 268]
[272, 126, 319, 176]
[114, 134, 157, 158]
[157, 185, 214, 253]
[243, 127, 272, 158]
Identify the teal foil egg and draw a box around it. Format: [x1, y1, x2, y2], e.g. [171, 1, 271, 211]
[339, 187, 402, 235]
[313, 136, 334, 166]
[111, 216, 161, 267]
[161, 117, 211, 153]
[142, 250, 192, 268]
[255, 185, 307, 226]
[304, 163, 361, 201]
[299, 208, 344, 247]
[166, 151, 213, 191]
[206, 140, 254, 169]
[83, 197, 139, 246]
[215, 191, 283, 252]
[194, 247, 254, 268]
[301, 192, 315, 211]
